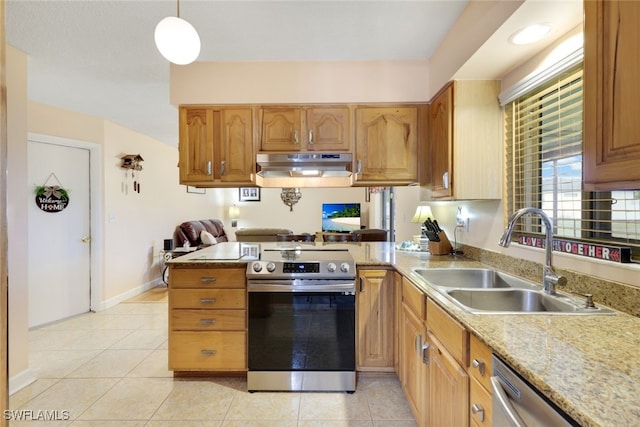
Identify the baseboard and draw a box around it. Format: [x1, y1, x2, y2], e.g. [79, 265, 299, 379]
[9, 368, 36, 395]
[95, 278, 162, 311]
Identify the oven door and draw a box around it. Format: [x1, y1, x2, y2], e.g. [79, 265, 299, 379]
[247, 280, 356, 391]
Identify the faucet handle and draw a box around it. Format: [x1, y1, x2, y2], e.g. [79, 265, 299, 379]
[567, 290, 596, 308]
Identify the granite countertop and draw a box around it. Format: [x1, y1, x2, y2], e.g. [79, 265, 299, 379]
[167, 242, 640, 426]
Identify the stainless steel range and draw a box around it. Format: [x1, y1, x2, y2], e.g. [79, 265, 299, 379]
[246, 247, 356, 392]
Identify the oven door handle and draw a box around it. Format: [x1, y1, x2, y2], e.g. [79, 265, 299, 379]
[248, 281, 355, 293]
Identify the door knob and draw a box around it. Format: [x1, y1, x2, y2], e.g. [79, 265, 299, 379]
[81, 236, 91, 243]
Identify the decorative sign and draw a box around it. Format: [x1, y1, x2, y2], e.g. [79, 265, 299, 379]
[517, 235, 631, 263]
[34, 173, 70, 213]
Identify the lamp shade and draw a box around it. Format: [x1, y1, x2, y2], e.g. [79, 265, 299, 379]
[154, 16, 201, 65]
[228, 205, 240, 219]
[411, 206, 433, 223]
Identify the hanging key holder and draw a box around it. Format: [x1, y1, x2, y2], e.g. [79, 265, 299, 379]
[34, 172, 70, 213]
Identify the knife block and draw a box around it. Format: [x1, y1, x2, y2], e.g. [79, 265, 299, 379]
[428, 231, 453, 255]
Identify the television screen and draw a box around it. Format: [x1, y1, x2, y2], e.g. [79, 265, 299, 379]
[322, 203, 361, 232]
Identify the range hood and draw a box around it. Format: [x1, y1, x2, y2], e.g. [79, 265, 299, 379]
[253, 153, 355, 188]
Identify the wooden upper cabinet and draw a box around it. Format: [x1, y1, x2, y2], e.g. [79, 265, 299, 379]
[258, 106, 351, 152]
[427, 80, 502, 200]
[259, 107, 302, 151]
[429, 84, 453, 198]
[305, 106, 351, 151]
[218, 108, 254, 184]
[584, 0, 640, 190]
[179, 108, 215, 183]
[354, 106, 421, 185]
[179, 106, 254, 186]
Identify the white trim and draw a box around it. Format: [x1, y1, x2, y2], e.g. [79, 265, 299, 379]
[95, 279, 161, 311]
[27, 133, 104, 313]
[499, 47, 584, 106]
[9, 368, 36, 395]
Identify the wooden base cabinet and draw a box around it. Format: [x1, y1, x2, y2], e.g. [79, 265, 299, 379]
[357, 269, 395, 371]
[168, 267, 247, 372]
[468, 334, 493, 426]
[399, 277, 427, 423]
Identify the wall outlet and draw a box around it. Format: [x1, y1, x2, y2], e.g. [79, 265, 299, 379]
[456, 217, 469, 231]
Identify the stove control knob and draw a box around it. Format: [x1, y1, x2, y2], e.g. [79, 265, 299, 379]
[340, 262, 351, 273]
[252, 262, 263, 273]
[266, 262, 276, 272]
[327, 262, 337, 273]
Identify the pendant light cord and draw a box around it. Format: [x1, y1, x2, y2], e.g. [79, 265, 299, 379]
[176, 0, 180, 18]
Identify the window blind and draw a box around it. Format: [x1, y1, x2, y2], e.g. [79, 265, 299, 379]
[505, 65, 640, 257]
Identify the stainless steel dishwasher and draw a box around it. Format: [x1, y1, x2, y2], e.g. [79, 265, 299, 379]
[491, 355, 578, 426]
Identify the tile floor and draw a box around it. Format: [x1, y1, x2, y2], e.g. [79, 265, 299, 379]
[9, 286, 417, 426]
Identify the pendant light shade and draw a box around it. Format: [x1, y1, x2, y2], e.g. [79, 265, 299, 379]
[154, 15, 201, 65]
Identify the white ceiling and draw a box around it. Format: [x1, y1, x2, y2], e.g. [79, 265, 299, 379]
[5, 0, 582, 147]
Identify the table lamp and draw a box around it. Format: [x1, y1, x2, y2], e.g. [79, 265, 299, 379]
[228, 205, 240, 227]
[411, 206, 433, 238]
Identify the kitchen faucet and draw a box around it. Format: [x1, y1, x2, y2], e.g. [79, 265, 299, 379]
[499, 207, 567, 294]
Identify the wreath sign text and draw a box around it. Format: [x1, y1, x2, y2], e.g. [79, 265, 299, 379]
[35, 173, 69, 213]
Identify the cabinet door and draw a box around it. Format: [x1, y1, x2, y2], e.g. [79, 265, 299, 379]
[400, 303, 425, 422]
[357, 269, 394, 370]
[584, 0, 640, 190]
[428, 332, 469, 427]
[179, 107, 215, 183]
[355, 107, 419, 183]
[305, 107, 351, 151]
[218, 108, 254, 184]
[429, 83, 453, 198]
[259, 107, 302, 151]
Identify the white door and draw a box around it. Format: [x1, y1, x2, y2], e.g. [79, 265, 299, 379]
[27, 141, 91, 327]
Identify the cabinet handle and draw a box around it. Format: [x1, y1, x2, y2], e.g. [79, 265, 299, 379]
[199, 298, 216, 304]
[308, 129, 314, 146]
[220, 160, 226, 176]
[422, 341, 430, 365]
[359, 277, 364, 292]
[471, 403, 485, 422]
[471, 358, 486, 376]
[200, 277, 217, 283]
[207, 161, 212, 175]
[200, 349, 217, 356]
[199, 318, 216, 325]
[415, 334, 422, 355]
[356, 159, 362, 175]
[293, 129, 299, 144]
[443, 171, 449, 189]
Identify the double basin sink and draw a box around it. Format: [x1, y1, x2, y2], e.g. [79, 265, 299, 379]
[411, 268, 615, 315]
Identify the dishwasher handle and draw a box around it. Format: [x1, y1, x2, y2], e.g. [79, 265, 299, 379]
[491, 376, 527, 427]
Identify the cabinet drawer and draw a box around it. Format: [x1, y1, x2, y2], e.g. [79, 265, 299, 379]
[402, 277, 425, 320]
[469, 334, 493, 391]
[170, 268, 246, 289]
[470, 376, 492, 426]
[170, 289, 246, 309]
[426, 298, 468, 366]
[171, 309, 246, 331]
[170, 331, 246, 371]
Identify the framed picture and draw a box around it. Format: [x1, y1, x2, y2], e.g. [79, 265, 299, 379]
[186, 186, 205, 194]
[239, 243, 260, 260]
[239, 187, 260, 202]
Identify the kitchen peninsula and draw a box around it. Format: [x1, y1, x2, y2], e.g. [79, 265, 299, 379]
[167, 242, 640, 427]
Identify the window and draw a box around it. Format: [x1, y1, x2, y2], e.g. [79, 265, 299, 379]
[505, 64, 640, 259]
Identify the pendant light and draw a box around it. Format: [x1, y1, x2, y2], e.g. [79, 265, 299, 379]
[154, 0, 201, 65]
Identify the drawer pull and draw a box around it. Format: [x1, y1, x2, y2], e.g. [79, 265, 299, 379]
[199, 318, 216, 325]
[472, 358, 486, 376]
[471, 403, 485, 422]
[200, 277, 217, 283]
[199, 298, 216, 304]
[200, 349, 217, 356]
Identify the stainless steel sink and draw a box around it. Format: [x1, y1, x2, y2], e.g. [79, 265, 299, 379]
[446, 288, 616, 315]
[411, 267, 615, 315]
[412, 268, 537, 290]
